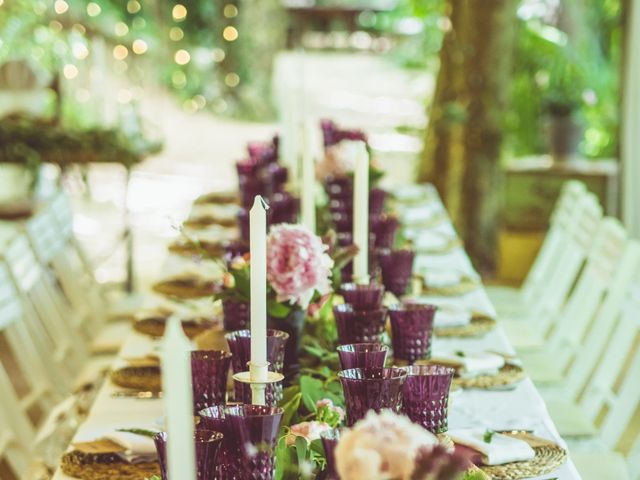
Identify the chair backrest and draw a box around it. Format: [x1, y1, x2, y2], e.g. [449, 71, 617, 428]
[562, 239, 640, 400]
[520, 180, 587, 303]
[545, 218, 628, 373]
[0, 370, 34, 480]
[49, 191, 74, 239]
[576, 285, 640, 457]
[1, 233, 88, 381]
[25, 205, 107, 327]
[0, 263, 62, 428]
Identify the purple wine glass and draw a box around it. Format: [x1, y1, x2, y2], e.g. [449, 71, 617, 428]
[378, 249, 415, 297]
[372, 215, 399, 248]
[333, 304, 387, 345]
[225, 329, 289, 405]
[320, 429, 341, 480]
[191, 350, 232, 413]
[222, 299, 250, 331]
[339, 282, 385, 310]
[369, 188, 387, 216]
[338, 367, 407, 426]
[154, 429, 224, 480]
[198, 406, 234, 479]
[224, 405, 283, 480]
[388, 303, 436, 363]
[401, 364, 455, 434]
[337, 343, 388, 370]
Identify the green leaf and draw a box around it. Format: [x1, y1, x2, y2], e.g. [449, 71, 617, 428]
[116, 428, 158, 438]
[274, 436, 297, 480]
[279, 392, 302, 432]
[483, 430, 495, 443]
[268, 299, 292, 318]
[295, 436, 308, 466]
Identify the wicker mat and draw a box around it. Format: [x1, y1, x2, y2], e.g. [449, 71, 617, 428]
[434, 314, 497, 337]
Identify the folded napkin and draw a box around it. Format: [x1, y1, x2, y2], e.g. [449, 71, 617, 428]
[401, 204, 442, 225]
[434, 308, 472, 328]
[392, 185, 430, 202]
[423, 270, 463, 288]
[104, 431, 158, 464]
[185, 226, 238, 243]
[189, 203, 239, 220]
[432, 351, 505, 377]
[448, 429, 535, 465]
[414, 232, 450, 251]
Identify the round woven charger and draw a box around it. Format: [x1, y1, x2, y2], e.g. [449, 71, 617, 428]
[437, 433, 455, 451]
[480, 432, 567, 479]
[151, 278, 217, 299]
[194, 191, 239, 205]
[110, 365, 161, 391]
[183, 215, 237, 229]
[415, 237, 463, 255]
[403, 211, 449, 230]
[61, 451, 160, 480]
[453, 363, 526, 390]
[419, 275, 481, 297]
[168, 239, 226, 258]
[133, 316, 214, 339]
[434, 314, 497, 337]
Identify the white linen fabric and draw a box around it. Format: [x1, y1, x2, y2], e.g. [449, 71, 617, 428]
[448, 429, 536, 465]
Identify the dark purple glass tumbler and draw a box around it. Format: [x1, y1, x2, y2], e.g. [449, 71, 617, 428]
[338, 367, 407, 426]
[337, 343, 388, 370]
[401, 364, 455, 434]
[198, 406, 233, 479]
[225, 405, 283, 480]
[320, 429, 341, 480]
[333, 304, 387, 345]
[378, 249, 415, 297]
[339, 282, 385, 310]
[225, 329, 289, 406]
[153, 429, 224, 480]
[388, 303, 436, 363]
[191, 350, 232, 413]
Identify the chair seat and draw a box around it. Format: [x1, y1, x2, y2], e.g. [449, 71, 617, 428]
[501, 320, 545, 350]
[571, 450, 629, 480]
[520, 351, 565, 384]
[546, 399, 599, 437]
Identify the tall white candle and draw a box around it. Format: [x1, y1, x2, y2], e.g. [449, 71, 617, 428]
[250, 195, 269, 404]
[353, 142, 370, 284]
[161, 317, 196, 480]
[301, 124, 316, 233]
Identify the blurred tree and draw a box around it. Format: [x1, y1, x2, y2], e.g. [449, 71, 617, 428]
[417, 0, 517, 272]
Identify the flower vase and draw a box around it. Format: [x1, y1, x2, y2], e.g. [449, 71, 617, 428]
[268, 308, 305, 383]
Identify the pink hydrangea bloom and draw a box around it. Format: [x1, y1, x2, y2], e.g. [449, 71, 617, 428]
[267, 224, 334, 309]
[285, 421, 332, 446]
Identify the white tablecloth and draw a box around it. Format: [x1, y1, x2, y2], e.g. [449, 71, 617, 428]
[53, 185, 581, 479]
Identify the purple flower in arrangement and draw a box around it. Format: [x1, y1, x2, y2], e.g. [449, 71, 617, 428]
[266, 224, 334, 309]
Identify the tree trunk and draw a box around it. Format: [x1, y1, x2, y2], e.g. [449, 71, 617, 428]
[417, 0, 517, 272]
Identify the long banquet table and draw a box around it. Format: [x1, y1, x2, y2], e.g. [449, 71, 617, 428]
[53, 184, 581, 479]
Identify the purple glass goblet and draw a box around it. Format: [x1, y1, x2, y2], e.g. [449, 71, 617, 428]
[224, 405, 283, 480]
[378, 248, 415, 297]
[269, 192, 299, 225]
[337, 343, 388, 370]
[401, 364, 455, 434]
[369, 188, 387, 216]
[338, 367, 407, 426]
[388, 303, 436, 363]
[320, 429, 341, 480]
[238, 208, 250, 242]
[191, 350, 233, 413]
[225, 329, 289, 405]
[340, 282, 385, 310]
[372, 215, 399, 248]
[223, 240, 250, 264]
[331, 211, 353, 233]
[333, 304, 387, 345]
[154, 429, 224, 480]
[198, 406, 234, 479]
[266, 164, 288, 192]
[222, 299, 250, 331]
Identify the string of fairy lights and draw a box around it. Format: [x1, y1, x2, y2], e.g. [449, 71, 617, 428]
[1, 0, 244, 116]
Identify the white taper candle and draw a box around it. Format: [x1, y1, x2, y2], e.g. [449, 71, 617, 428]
[161, 317, 196, 480]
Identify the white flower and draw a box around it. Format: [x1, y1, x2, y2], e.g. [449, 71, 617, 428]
[335, 411, 438, 480]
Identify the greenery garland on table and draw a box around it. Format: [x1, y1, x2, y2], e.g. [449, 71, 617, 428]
[0, 114, 162, 188]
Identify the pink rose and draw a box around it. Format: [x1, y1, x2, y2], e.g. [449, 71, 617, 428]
[285, 421, 332, 446]
[267, 224, 334, 309]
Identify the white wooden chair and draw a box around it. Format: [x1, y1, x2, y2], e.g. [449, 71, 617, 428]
[502, 191, 604, 348]
[518, 217, 628, 383]
[559, 287, 640, 480]
[0, 232, 89, 385]
[487, 180, 588, 315]
[25, 203, 128, 354]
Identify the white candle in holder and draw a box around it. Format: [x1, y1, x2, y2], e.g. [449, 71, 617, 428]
[161, 317, 196, 480]
[352, 142, 369, 284]
[249, 195, 269, 404]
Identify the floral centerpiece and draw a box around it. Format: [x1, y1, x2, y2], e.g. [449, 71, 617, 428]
[215, 224, 357, 377]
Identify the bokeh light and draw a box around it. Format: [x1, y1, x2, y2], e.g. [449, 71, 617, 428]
[86, 2, 101, 17]
[169, 27, 184, 41]
[132, 39, 148, 55]
[223, 26, 239, 42]
[212, 48, 226, 62]
[113, 45, 129, 60]
[225, 72, 240, 87]
[73, 43, 89, 60]
[115, 22, 129, 37]
[54, 0, 69, 14]
[63, 64, 78, 79]
[172, 4, 187, 21]
[224, 4, 238, 18]
[174, 49, 191, 65]
[127, 0, 141, 14]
